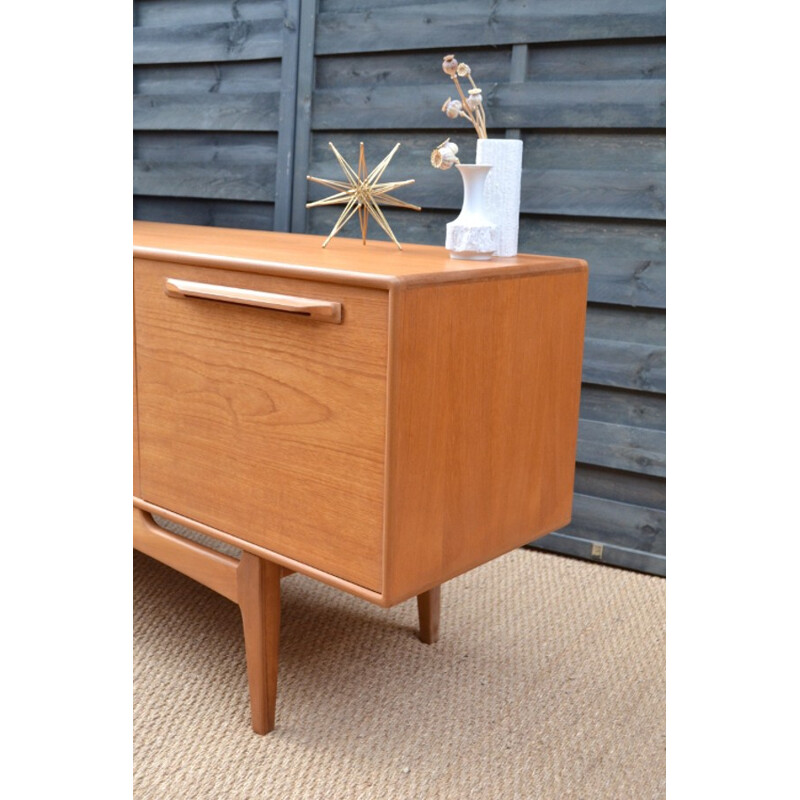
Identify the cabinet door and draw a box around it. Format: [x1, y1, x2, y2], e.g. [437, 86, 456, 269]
[134, 259, 388, 592]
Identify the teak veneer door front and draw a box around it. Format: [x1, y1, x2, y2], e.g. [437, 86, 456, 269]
[133, 258, 388, 592]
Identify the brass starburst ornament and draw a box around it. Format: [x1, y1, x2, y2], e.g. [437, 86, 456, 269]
[306, 142, 421, 249]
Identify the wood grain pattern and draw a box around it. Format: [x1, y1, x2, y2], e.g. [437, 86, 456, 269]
[134, 162, 275, 202]
[315, 0, 665, 54]
[237, 552, 282, 734]
[134, 62, 283, 99]
[307, 211, 665, 310]
[565, 492, 665, 554]
[133, 220, 586, 289]
[134, 496, 387, 605]
[134, 505, 284, 732]
[575, 463, 664, 508]
[311, 80, 664, 131]
[134, 131, 279, 202]
[305, 131, 665, 222]
[383, 269, 588, 604]
[134, 92, 280, 132]
[531, 531, 665, 576]
[133, 222, 590, 732]
[163, 277, 343, 322]
[133, 19, 285, 65]
[417, 586, 441, 645]
[135, 0, 287, 28]
[134, 197, 275, 232]
[134, 222, 588, 604]
[577, 418, 665, 477]
[133, 326, 141, 497]
[519, 218, 665, 310]
[132, 0, 667, 577]
[134, 256, 388, 591]
[132, 507, 239, 603]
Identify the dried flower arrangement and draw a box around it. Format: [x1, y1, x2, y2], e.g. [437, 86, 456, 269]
[440, 54, 487, 138]
[431, 53, 486, 170]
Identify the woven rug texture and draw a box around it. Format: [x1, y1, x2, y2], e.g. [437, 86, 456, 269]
[133, 547, 666, 799]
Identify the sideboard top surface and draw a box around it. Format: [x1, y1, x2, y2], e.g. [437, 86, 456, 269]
[133, 221, 587, 289]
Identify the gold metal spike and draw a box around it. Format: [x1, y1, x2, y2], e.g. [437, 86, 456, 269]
[306, 142, 421, 249]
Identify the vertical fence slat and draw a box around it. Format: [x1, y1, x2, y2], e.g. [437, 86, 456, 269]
[290, 0, 319, 232]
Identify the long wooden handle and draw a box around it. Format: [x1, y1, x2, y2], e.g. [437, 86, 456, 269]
[164, 278, 342, 323]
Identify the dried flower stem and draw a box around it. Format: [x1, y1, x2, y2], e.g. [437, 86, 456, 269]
[451, 75, 486, 138]
[440, 54, 487, 138]
[464, 74, 487, 137]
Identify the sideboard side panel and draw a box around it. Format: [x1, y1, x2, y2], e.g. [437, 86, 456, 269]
[384, 268, 588, 604]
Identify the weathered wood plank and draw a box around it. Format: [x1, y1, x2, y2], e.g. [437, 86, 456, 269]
[133, 121, 281, 204]
[582, 337, 665, 393]
[506, 44, 528, 139]
[133, 19, 286, 65]
[528, 39, 666, 81]
[579, 385, 665, 430]
[315, 39, 664, 89]
[134, 131, 277, 160]
[134, 62, 282, 95]
[314, 48, 511, 89]
[135, 0, 286, 28]
[519, 218, 664, 309]
[307, 131, 666, 177]
[311, 79, 665, 129]
[577, 418, 665, 477]
[315, 0, 666, 54]
[582, 305, 665, 393]
[565, 493, 665, 555]
[289, 0, 319, 232]
[274, 0, 302, 230]
[525, 131, 665, 172]
[586, 304, 664, 345]
[134, 92, 280, 131]
[306, 131, 665, 220]
[528, 170, 664, 219]
[574, 464, 665, 511]
[134, 197, 274, 231]
[522, 131, 664, 219]
[529, 532, 666, 577]
[134, 161, 275, 201]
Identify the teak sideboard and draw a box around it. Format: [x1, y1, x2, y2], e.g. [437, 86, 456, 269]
[133, 221, 588, 734]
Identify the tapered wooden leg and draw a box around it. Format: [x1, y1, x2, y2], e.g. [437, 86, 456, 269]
[237, 552, 281, 734]
[416, 585, 441, 644]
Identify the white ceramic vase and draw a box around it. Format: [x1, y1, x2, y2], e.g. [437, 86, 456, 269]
[475, 138, 523, 257]
[445, 164, 497, 260]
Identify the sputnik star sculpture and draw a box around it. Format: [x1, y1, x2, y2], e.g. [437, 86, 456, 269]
[306, 142, 421, 249]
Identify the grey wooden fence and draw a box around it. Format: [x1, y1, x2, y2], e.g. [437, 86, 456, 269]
[134, 0, 666, 576]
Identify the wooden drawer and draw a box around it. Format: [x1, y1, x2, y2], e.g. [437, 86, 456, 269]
[133, 258, 388, 592]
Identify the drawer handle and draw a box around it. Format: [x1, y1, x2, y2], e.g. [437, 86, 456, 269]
[164, 278, 342, 323]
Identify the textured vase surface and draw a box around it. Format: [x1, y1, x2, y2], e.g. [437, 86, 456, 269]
[445, 164, 497, 260]
[476, 138, 523, 257]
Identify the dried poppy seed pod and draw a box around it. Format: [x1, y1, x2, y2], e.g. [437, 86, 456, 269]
[443, 99, 462, 119]
[456, 63, 471, 77]
[430, 139, 460, 170]
[439, 140, 460, 165]
[466, 88, 483, 110]
[442, 54, 458, 75]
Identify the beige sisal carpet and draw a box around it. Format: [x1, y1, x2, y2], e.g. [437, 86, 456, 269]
[133, 546, 665, 799]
